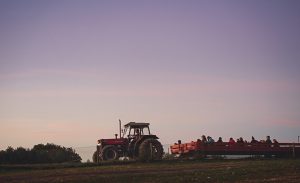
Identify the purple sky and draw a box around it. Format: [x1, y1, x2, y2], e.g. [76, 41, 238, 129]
[1, 0, 300, 150]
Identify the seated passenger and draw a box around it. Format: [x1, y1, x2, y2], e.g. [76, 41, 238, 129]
[229, 137, 236, 145]
[273, 139, 279, 147]
[207, 136, 215, 144]
[217, 137, 223, 143]
[251, 136, 258, 143]
[237, 137, 244, 144]
[201, 135, 207, 144]
[266, 136, 272, 144]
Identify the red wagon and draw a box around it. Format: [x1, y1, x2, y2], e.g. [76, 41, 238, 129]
[170, 140, 300, 158]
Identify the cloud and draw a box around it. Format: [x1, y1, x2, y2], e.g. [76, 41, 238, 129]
[0, 70, 299, 99]
[269, 119, 300, 127]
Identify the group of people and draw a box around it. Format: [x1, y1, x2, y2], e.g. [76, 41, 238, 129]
[197, 135, 216, 144]
[197, 135, 279, 146]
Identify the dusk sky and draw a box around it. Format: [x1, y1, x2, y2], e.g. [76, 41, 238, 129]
[1, 0, 300, 151]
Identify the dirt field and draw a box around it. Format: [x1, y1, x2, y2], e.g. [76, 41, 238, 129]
[0, 159, 299, 183]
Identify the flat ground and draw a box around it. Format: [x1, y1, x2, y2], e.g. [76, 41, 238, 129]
[0, 159, 299, 183]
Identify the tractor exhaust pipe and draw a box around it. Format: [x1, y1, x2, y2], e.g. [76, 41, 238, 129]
[119, 119, 122, 139]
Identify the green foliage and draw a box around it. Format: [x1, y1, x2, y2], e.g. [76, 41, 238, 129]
[162, 153, 176, 160]
[0, 143, 81, 164]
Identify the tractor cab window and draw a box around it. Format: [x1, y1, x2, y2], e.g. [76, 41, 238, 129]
[122, 122, 151, 138]
[129, 127, 144, 137]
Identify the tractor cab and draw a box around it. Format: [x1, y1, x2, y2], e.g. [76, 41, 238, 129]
[122, 122, 151, 139]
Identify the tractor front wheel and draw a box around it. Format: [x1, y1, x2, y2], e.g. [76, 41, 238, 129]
[138, 139, 163, 162]
[101, 145, 119, 161]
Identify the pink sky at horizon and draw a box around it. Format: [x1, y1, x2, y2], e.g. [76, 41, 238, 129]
[1, 1, 300, 151]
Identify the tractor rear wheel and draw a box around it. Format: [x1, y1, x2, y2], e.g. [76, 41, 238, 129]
[138, 139, 163, 162]
[101, 145, 119, 161]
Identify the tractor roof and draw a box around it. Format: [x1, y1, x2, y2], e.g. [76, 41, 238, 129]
[124, 122, 150, 128]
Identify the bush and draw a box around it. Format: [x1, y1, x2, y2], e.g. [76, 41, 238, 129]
[0, 143, 81, 164]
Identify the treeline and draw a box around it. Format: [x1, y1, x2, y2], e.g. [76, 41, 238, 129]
[0, 143, 81, 164]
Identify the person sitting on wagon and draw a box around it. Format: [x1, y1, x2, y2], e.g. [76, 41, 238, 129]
[237, 137, 244, 144]
[196, 138, 202, 145]
[207, 136, 215, 144]
[266, 136, 272, 144]
[201, 135, 207, 144]
[217, 137, 223, 143]
[229, 137, 236, 145]
[273, 139, 279, 147]
[251, 136, 258, 143]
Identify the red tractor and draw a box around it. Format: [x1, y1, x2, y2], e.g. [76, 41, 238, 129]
[93, 120, 163, 162]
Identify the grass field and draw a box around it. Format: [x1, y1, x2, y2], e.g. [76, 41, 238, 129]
[0, 158, 299, 183]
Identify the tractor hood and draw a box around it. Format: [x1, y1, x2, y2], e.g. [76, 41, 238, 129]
[98, 138, 128, 145]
